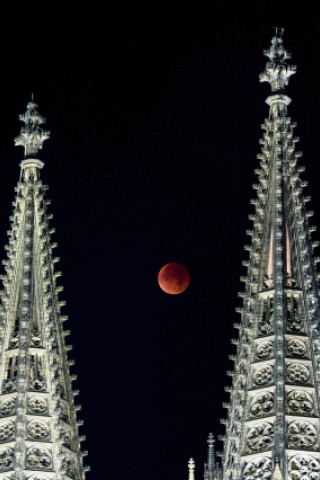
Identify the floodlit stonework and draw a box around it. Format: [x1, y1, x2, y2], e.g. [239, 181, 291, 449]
[0, 99, 88, 480]
[190, 29, 320, 480]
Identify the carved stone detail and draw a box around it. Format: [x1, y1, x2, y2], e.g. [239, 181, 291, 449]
[288, 455, 320, 480]
[0, 397, 16, 417]
[287, 338, 307, 358]
[27, 476, 51, 480]
[287, 420, 318, 449]
[27, 419, 50, 440]
[15, 100, 50, 158]
[61, 451, 77, 478]
[260, 35, 296, 91]
[59, 400, 70, 423]
[246, 422, 274, 452]
[287, 298, 304, 333]
[2, 379, 16, 393]
[259, 309, 274, 336]
[249, 391, 274, 418]
[287, 390, 314, 416]
[287, 363, 310, 384]
[29, 377, 46, 392]
[60, 425, 72, 448]
[30, 330, 42, 347]
[242, 457, 273, 480]
[256, 340, 274, 360]
[0, 421, 14, 443]
[27, 396, 48, 415]
[29, 355, 46, 391]
[26, 446, 52, 470]
[0, 447, 14, 472]
[253, 365, 273, 386]
[8, 332, 18, 348]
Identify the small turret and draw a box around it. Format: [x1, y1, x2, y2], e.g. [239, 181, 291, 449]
[204, 433, 215, 480]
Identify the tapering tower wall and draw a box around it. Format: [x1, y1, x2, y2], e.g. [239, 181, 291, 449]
[0, 101, 88, 480]
[221, 32, 320, 480]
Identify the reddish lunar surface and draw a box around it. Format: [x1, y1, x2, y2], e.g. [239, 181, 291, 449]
[158, 262, 190, 294]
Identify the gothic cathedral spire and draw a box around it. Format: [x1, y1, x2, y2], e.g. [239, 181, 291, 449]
[0, 99, 88, 479]
[223, 27, 320, 480]
[190, 29, 320, 480]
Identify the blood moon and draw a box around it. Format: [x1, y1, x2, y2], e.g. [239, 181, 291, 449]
[158, 262, 190, 295]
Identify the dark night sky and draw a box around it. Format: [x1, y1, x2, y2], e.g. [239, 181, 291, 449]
[1, 3, 320, 480]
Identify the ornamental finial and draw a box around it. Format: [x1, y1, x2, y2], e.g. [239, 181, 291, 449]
[204, 433, 215, 480]
[259, 28, 296, 92]
[207, 432, 214, 446]
[188, 458, 195, 480]
[14, 97, 50, 159]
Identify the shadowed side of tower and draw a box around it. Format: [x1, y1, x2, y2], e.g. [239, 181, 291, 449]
[0, 100, 89, 479]
[188, 29, 320, 480]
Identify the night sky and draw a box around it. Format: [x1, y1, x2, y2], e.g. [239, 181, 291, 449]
[2, 3, 320, 480]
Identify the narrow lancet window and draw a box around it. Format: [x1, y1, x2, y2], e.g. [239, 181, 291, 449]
[8, 315, 19, 349]
[2, 355, 17, 393]
[286, 295, 304, 333]
[259, 297, 274, 336]
[264, 230, 274, 288]
[30, 309, 42, 347]
[286, 225, 296, 287]
[29, 354, 46, 391]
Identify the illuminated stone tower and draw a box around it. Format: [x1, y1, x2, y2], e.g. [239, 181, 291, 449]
[190, 29, 320, 480]
[0, 100, 88, 479]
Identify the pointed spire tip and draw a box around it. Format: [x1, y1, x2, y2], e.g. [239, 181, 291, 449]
[14, 99, 50, 160]
[273, 26, 285, 37]
[259, 28, 296, 92]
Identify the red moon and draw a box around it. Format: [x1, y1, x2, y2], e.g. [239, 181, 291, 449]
[158, 262, 190, 295]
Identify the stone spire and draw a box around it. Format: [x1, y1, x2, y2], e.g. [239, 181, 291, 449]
[0, 101, 88, 479]
[215, 29, 320, 480]
[204, 433, 216, 480]
[188, 458, 196, 480]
